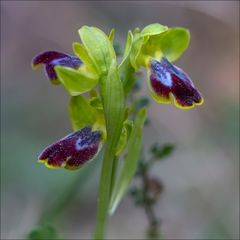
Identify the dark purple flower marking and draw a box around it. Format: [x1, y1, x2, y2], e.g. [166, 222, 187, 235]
[38, 127, 102, 170]
[149, 57, 203, 109]
[32, 51, 82, 84]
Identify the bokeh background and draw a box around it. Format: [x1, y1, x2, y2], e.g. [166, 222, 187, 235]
[1, 1, 239, 239]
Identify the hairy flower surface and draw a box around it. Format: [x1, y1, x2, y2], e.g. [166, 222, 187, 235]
[32, 51, 82, 84]
[149, 57, 203, 109]
[38, 127, 102, 170]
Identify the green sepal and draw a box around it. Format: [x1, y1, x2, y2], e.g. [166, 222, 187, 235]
[69, 95, 96, 131]
[141, 23, 168, 36]
[55, 66, 98, 96]
[73, 42, 97, 74]
[78, 26, 116, 76]
[159, 27, 190, 62]
[109, 108, 147, 215]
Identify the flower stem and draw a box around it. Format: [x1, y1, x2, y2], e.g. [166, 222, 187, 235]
[94, 143, 116, 239]
[110, 156, 118, 198]
[94, 63, 125, 239]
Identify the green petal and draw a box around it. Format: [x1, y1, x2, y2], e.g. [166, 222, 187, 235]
[69, 95, 96, 131]
[119, 31, 136, 96]
[159, 27, 190, 62]
[78, 26, 116, 76]
[119, 31, 133, 70]
[55, 66, 98, 96]
[130, 33, 144, 70]
[108, 28, 115, 43]
[109, 108, 147, 215]
[130, 24, 168, 69]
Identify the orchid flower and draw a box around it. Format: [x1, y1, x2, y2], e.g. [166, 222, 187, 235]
[38, 127, 102, 170]
[32, 51, 82, 84]
[32, 25, 204, 239]
[148, 57, 203, 109]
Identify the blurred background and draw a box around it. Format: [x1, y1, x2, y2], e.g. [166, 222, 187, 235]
[1, 1, 239, 239]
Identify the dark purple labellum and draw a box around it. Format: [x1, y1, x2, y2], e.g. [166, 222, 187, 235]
[32, 51, 82, 84]
[149, 58, 203, 109]
[38, 127, 102, 170]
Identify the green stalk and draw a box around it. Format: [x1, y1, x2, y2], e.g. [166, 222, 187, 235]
[94, 62, 125, 239]
[94, 144, 116, 239]
[110, 156, 118, 198]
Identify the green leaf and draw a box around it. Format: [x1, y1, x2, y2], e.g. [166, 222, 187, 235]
[141, 23, 168, 36]
[117, 117, 133, 157]
[109, 108, 147, 215]
[69, 95, 96, 130]
[99, 60, 125, 139]
[150, 143, 175, 160]
[115, 121, 131, 156]
[159, 27, 190, 62]
[78, 26, 116, 76]
[27, 224, 59, 240]
[124, 119, 133, 137]
[55, 66, 98, 96]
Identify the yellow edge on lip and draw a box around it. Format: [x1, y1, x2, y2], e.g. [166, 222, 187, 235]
[31, 63, 42, 70]
[174, 97, 204, 110]
[38, 158, 81, 170]
[38, 159, 61, 169]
